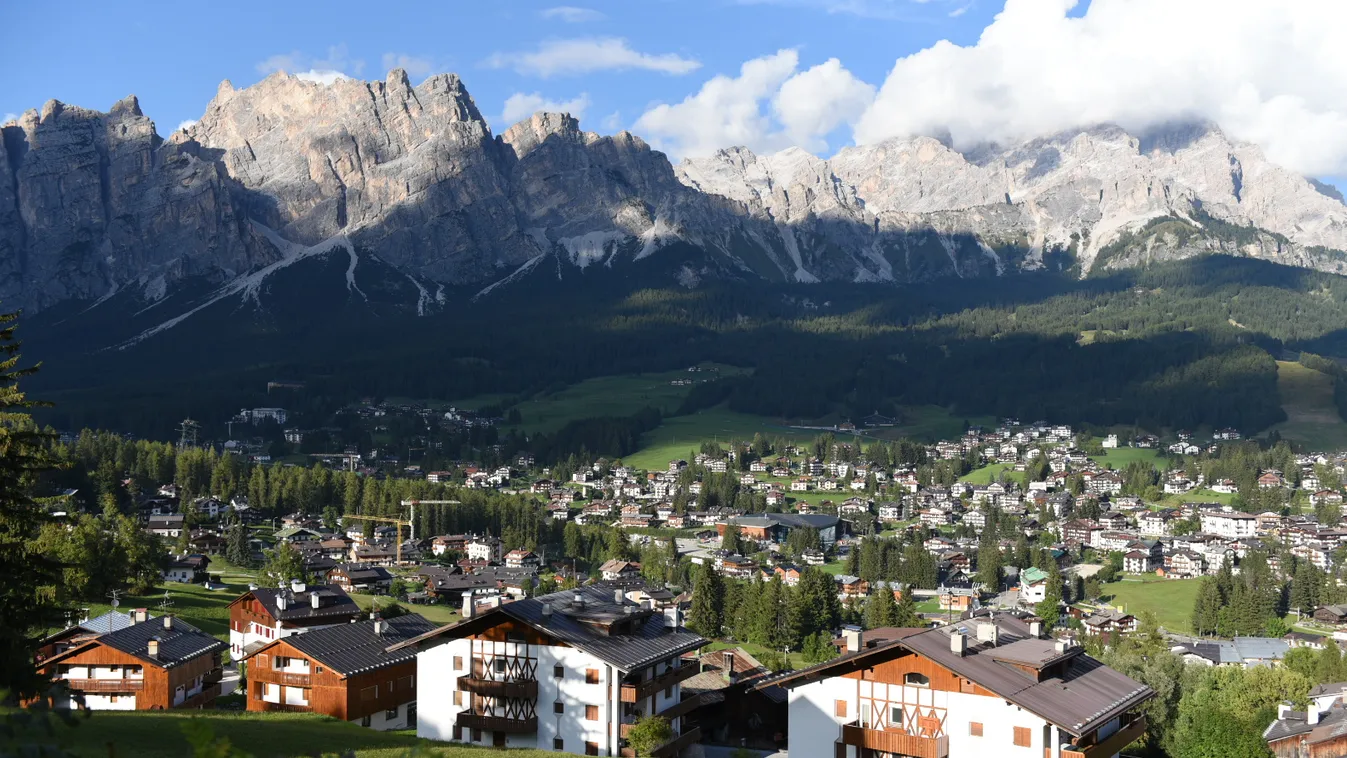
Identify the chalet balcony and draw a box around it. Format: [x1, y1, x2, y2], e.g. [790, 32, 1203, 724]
[620, 693, 706, 737]
[1062, 714, 1147, 758]
[62, 679, 145, 693]
[203, 669, 224, 686]
[456, 713, 538, 734]
[840, 723, 949, 758]
[618, 726, 702, 758]
[266, 672, 311, 687]
[456, 674, 538, 700]
[620, 664, 700, 703]
[252, 701, 311, 714]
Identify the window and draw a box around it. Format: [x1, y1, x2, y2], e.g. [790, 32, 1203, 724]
[361, 715, 371, 727]
[585, 669, 600, 685]
[664, 686, 673, 699]
[890, 706, 904, 728]
[386, 707, 399, 720]
[554, 664, 565, 679]
[585, 705, 599, 721]
[109, 695, 119, 703]
[834, 700, 848, 718]
[970, 722, 983, 737]
[315, 666, 324, 674]
[472, 728, 482, 742]
[453, 691, 463, 706]
[1013, 726, 1032, 747]
[553, 738, 564, 750]
[554, 702, 565, 714]
[454, 656, 463, 671]
[585, 742, 599, 756]
[494, 659, 507, 673]
[453, 726, 463, 741]
[905, 672, 930, 687]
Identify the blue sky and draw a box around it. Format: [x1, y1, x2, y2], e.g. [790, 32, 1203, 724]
[2, 0, 1345, 190]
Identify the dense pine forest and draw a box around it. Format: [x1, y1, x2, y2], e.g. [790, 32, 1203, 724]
[23, 253, 1347, 440]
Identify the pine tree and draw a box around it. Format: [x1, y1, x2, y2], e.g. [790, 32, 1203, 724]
[722, 523, 743, 555]
[226, 520, 252, 567]
[864, 586, 898, 629]
[687, 562, 725, 638]
[1192, 576, 1224, 636]
[892, 585, 920, 627]
[0, 310, 65, 700]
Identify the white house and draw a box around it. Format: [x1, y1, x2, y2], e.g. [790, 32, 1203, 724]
[769, 614, 1153, 758]
[402, 585, 706, 757]
[1199, 511, 1258, 539]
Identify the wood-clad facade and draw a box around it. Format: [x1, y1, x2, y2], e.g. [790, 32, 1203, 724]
[41, 642, 222, 710]
[247, 640, 417, 723]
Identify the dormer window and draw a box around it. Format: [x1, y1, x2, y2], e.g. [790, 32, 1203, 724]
[905, 672, 930, 687]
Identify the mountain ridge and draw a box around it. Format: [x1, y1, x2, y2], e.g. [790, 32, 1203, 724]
[4, 68, 1347, 327]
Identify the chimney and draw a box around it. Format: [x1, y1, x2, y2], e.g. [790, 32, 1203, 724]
[1310, 701, 1323, 725]
[977, 623, 1000, 647]
[311, 592, 321, 609]
[462, 592, 475, 619]
[663, 606, 683, 629]
[1278, 701, 1293, 720]
[843, 625, 864, 653]
[723, 651, 736, 682]
[542, 602, 554, 622]
[951, 632, 968, 657]
[614, 589, 626, 605]
[1029, 621, 1043, 639]
[574, 591, 585, 609]
[276, 594, 287, 611]
[163, 615, 174, 631]
[374, 618, 384, 636]
[1054, 639, 1071, 655]
[147, 638, 160, 659]
[290, 579, 306, 594]
[131, 608, 148, 624]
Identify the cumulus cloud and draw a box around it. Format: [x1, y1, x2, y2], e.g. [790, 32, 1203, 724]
[501, 92, 592, 124]
[176, 119, 197, 132]
[485, 38, 700, 78]
[634, 51, 873, 158]
[256, 44, 365, 82]
[854, 0, 1347, 175]
[602, 111, 623, 131]
[740, 0, 964, 20]
[381, 53, 436, 79]
[541, 6, 605, 22]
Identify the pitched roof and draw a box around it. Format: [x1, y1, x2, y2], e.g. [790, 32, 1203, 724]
[390, 583, 706, 672]
[46, 617, 224, 670]
[233, 585, 362, 623]
[274, 614, 438, 675]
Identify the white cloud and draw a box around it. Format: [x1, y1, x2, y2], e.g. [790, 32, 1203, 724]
[774, 59, 875, 151]
[740, 0, 962, 20]
[176, 119, 197, 132]
[501, 92, 592, 125]
[256, 44, 365, 81]
[295, 70, 350, 86]
[485, 38, 700, 78]
[634, 51, 873, 159]
[541, 6, 605, 22]
[1, 112, 16, 125]
[854, 0, 1347, 175]
[602, 111, 623, 132]
[382, 53, 436, 79]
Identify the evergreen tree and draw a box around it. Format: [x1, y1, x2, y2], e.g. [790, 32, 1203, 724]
[892, 585, 920, 627]
[0, 311, 65, 701]
[687, 562, 725, 638]
[722, 523, 744, 555]
[1192, 577, 1224, 637]
[225, 520, 251, 567]
[864, 586, 898, 629]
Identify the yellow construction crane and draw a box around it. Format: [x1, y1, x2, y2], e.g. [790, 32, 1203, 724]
[343, 514, 413, 566]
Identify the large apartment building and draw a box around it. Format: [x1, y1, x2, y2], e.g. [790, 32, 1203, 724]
[38, 614, 226, 711]
[392, 584, 707, 756]
[245, 614, 438, 730]
[765, 613, 1154, 758]
[227, 582, 363, 658]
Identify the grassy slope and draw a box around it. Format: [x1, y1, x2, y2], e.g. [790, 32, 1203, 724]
[27, 710, 556, 758]
[1098, 577, 1202, 634]
[80, 580, 247, 641]
[959, 463, 1014, 484]
[1088, 446, 1163, 469]
[1266, 360, 1347, 452]
[620, 406, 815, 471]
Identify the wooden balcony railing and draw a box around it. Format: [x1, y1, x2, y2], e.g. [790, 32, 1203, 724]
[456, 713, 538, 734]
[456, 675, 538, 699]
[1063, 715, 1147, 758]
[62, 679, 145, 693]
[620, 692, 707, 736]
[620, 664, 700, 703]
[840, 724, 950, 758]
[618, 726, 702, 758]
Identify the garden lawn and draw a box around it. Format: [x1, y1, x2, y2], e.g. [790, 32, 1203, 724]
[78, 580, 247, 642]
[13, 710, 557, 758]
[348, 594, 461, 626]
[1099, 577, 1202, 634]
[959, 463, 1014, 484]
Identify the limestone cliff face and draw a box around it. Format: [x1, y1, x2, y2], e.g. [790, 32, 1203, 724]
[2, 69, 1347, 315]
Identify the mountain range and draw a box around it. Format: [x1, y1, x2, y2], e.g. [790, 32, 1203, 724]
[4, 67, 1347, 336]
